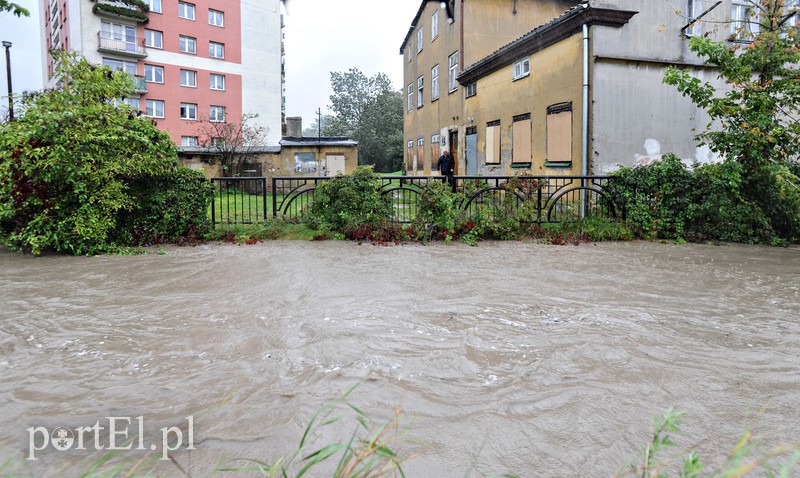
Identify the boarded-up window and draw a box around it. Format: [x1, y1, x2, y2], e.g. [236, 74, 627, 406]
[431, 134, 440, 171]
[294, 153, 317, 173]
[416, 138, 425, 172]
[406, 140, 414, 171]
[546, 103, 572, 163]
[512, 114, 531, 164]
[486, 120, 501, 164]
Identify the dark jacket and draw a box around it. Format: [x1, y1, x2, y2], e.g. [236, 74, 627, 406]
[437, 153, 454, 175]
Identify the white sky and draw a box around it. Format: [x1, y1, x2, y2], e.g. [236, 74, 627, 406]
[0, 0, 421, 128]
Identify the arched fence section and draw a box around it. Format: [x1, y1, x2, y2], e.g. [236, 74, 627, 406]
[210, 175, 620, 225]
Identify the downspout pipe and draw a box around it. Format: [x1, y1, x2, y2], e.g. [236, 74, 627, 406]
[582, 23, 589, 178]
[581, 22, 590, 218]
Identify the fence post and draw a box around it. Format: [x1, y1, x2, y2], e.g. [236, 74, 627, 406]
[210, 178, 216, 226]
[272, 176, 277, 218]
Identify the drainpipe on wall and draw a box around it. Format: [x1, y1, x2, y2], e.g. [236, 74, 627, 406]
[581, 22, 590, 218]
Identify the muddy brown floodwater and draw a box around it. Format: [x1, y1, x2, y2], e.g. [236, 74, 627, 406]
[0, 241, 798, 477]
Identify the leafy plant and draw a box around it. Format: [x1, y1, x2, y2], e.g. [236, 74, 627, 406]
[304, 166, 393, 234]
[0, 51, 209, 255]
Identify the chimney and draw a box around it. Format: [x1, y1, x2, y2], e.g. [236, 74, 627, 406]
[286, 116, 302, 138]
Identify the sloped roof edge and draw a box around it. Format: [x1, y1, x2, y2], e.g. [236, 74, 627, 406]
[458, 5, 637, 85]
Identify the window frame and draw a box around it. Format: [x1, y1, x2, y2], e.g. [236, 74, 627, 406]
[685, 0, 703, 37]
[178, 1, 195, 20]
[208, 9, 224, 27]
[731, 0, 759, 40]
[448, 52, 459, 93]
[144, 29, 163, 49]
[210, 73, 226, 90]
[431, 10, 439, 40]
[144, 64, 164, 83]
[146, 99, 164, 118]
[180, 69, 197, 87]
[209, 105, 225, 123]
[407, 83, 413, 112]
[146, 0, 161, 14]
[209, 41, 225, 59]
[513, 57, 531, 80]
[465, 82, 476, 98]
[417, 75, 424, 108]
[181, 136, 199, 147]
[417, 27, 423, 53]
[179, 35, 197, 54]
[180, 102, 198, 121]
[431, 64, 440, 101]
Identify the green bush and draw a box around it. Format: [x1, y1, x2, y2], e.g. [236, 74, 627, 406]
[304, 166, 393, 233]
[0, 52, 209, 255]
[113, 167, 213, 246]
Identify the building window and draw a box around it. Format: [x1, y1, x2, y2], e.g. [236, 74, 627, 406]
[417, 75, 424, 108]
[100, 21, 137, 52]
[407, 83, 413, 112]
[181, 136, 198, 146]
[512, 113, 531, 164]
[180, 102, 197, 120]
[102, 57, 136, 75]
[146, 99, 164, 118]
[209, 41, 224, 58]
[465, 82, 476, 98]
[546, 103, 573, 164]
[179, 35, 196, 54]
[431, 65, 440, 101]
[486, 120, 501, 164]
[448, 52, 459, 93]
[407, 47, 411, 63]
[430, 134, 440, 171]
[417, 27, 423, 53]
[123, 97, 140, 109]
[144, 64, 163, 83]
[294, 152, 317, 173]
[416, 138, 424, 172]
[180, 69, 197, 87]
[210, 73, 225, 90]
[686, 0, 704, 36]
[144, 29, 162, 48]
[211, 137, 225, 147]
[145, 0, 161, 14]
[431, 10, 439, 40]
[210, 105, 225, 122]
[406, 140, 414, 172]
[209, 9, 224, 27]
[731, 0, 758, 40]
[513, 58, 530, 80]
[178, 1, 195, 20]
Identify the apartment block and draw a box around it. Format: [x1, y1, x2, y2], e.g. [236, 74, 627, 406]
[40, 0, 284, 147]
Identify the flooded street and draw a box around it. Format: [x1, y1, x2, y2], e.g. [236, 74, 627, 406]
[0, 240, 798, 477]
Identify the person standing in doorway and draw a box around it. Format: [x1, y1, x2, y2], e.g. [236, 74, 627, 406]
[437, 149, 455, 186]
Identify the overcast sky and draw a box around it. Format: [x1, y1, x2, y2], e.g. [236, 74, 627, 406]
[0, 0, 421, 127]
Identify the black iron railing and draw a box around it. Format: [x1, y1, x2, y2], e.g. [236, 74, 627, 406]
[210, 175, 620, 226]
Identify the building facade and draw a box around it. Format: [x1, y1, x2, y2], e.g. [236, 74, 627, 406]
[40, 0, 284, 147]
[402, 0, 795, 176]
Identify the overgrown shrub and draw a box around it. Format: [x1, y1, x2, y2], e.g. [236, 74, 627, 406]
[606, 155, 800, 244]
[0, 52, 210, 255]
[604, 155, 698, 240]
[113, 167, 213, 246]
[304, 166, 393, 233]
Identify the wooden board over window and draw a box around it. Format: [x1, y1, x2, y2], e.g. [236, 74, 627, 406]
[546, 103, 572, 164]
[486, 120, 501, 164]
[512, 114, 531, 164]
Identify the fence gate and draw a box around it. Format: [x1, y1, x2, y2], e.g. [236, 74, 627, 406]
[210, 177, 268, 225]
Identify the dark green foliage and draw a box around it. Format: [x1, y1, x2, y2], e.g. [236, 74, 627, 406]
[606, 156, 796, 244]
[114, 168, 213, 246]
[91, 2, 149, 22]
[661, 0, 800, 243]
[304, 166, 393, 233]
[604, 155, 699, 240]
[323, 69, 404, 173]
[0, 52, 211, 254]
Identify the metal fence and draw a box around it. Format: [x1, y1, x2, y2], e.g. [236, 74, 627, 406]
[210, 175, 620, 226]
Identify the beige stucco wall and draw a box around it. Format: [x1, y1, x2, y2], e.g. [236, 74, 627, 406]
[402, 0, 580, 176]
[464, 33, 584, 176]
